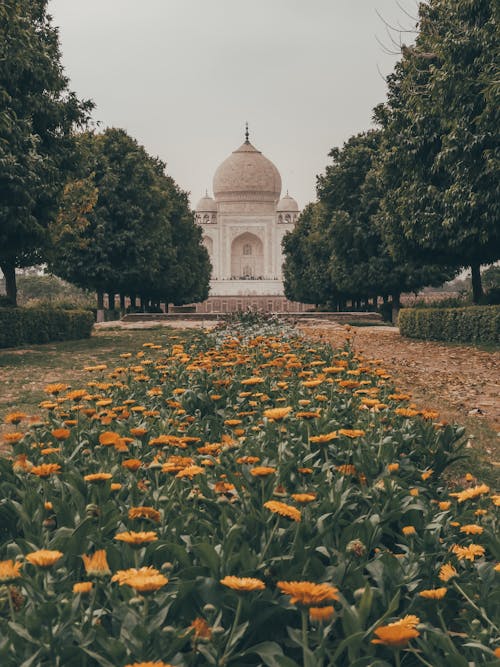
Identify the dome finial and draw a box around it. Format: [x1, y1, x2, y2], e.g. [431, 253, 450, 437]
[245, 121, 249, 144]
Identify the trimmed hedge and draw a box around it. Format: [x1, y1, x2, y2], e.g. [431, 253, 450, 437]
[0, 307, 94, 348]
[399, 305, 500, 344]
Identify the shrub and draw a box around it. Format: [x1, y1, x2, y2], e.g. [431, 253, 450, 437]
[0, 307, 94, 348]
[399, 305, 500, 344]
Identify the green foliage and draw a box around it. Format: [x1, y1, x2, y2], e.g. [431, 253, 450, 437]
[49, 128, 210, 306]
[0, 308, 94, 348]
[0, 324, 498, 665]
[399, 306, 500, 344]
[0, 0, 92, 304]
[376, 0, 499, 302]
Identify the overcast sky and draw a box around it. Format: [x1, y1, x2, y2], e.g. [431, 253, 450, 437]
[48, 0, 418, 209]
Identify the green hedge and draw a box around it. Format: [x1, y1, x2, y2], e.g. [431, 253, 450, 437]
[399, 305, 500, 344]
[0, 307, 94, 348]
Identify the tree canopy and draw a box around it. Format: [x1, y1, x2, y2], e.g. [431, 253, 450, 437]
[0, 0, 92, 304]
[49, 128, 210, 308]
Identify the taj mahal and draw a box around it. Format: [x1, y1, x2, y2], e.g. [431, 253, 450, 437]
[192, 127, 305, 313]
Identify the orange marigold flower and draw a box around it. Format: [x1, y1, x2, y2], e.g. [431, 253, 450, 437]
[114, 531, 158, 545]
[44, 383, 69, 395]
[73, 581, 93, 594]
[438, 501, 451, 511]
[0, 559, 22, 583]
[130, 427, 148, 437]
[277, 580, 339, 606]
[25, 549, 63, 567]
[387, 463, 400, 473]
[190, 617, 212, 640]
[84, 473, 112, 483]
[236, 456, 260, 464]
[451, 544, 485, 561]
[372, 616, 420, 647]
[263, 407, 292, 421]
[296, 411, 321, 419]
[128, 506, 161, 522]
[395, 407, 419, 418]
[65, 390, 89, 402]
[297, 467, 313, 474]
[123, 572, 168, 593]
[98, 431, 121, 446]
[336, 464, 356, 475]
[264, 500, 301, 522]
[3, 432, 24, 444]
[338, 428, 366, 438]
[220, 576, 265, 591]
[250, 466, 276, 477]
[310, 432, 338, 443]
[439, 563, 458, 582]
[12, 454, 33, 473]
[491, 495, 500, 507]
[4, 412, 27, 425]
[421, 469, 433, 481]
[30, 463, 61, 477]
[122, 458, 142, 471]
[291, 493, 316, 503]
[124, 662, 175, 667]
[309, 605, 335, 623]
[82, 550, 111, 577]
[112, 566, 160, 584]
[402, 526, 417, 536]
[41, 447, 61, 456]
[419, 587, 447, 600]
[241, 377, 265, 386]
[460, 524, 484, 535]
[176, 465, 205, 479]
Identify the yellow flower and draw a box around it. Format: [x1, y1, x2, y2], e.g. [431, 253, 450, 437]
[277, 581, 339, 606]
[128, 506, 161, 522]
[460, 524, 484, 535]
[263, 407, 292, 421]
[264, 500, 301, 522]
[26, 550, 63, 567]
[419, 587, 447, 599]
[372, 616, 420, 647]
[73, 581, 93, 594]
[82, 550, 111, 577]
[451, 544, 485, 561]
[309, 606, 335, 623]
[439, 563, 458, 582]
[114, 531, 158, 545]
[0, 559, 22, 583]
[291, 493, 316, 503]
[220, 576, 265, 591]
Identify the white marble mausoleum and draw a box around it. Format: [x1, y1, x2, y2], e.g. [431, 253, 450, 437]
[194, 128, 300, 300]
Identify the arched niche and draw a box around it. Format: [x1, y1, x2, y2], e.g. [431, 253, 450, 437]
[231, 232, 264, 279]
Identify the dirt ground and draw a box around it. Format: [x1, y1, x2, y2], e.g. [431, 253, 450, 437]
[301, 323, 500, 428]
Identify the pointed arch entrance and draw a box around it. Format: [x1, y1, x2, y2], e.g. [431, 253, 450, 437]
[231, 232, 264, 279]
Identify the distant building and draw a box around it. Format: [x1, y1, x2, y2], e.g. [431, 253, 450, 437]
[193, 127, 304, 312]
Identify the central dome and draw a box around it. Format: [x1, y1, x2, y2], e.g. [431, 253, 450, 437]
[213, 140, 282, 203]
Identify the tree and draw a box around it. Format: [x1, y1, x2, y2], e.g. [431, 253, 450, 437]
[50, 128, 210, 308]
[0, 0, 92, 304]
[376, 0, 499, 303]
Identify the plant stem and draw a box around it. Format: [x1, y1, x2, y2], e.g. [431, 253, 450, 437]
[224, 596, 243, 658]
[453, 581, 499, 632]
[258, 518, 279, 565]
[407, 647, 436, 667]
[301, 609, 310, 666]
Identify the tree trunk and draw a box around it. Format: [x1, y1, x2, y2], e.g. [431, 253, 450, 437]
[108, 293, 116, 311]
[470, 263, 483, 304]
[391, 292, 401, 325]
[140, 296, 146, 312]
[97, 291, 104, 309]
[1, 262, 17, 306]
[120, 293, 126, 311]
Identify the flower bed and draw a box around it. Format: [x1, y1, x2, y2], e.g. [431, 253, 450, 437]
[1, 323, 499, 666]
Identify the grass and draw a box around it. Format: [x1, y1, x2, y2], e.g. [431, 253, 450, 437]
[0, 327, 194, 425]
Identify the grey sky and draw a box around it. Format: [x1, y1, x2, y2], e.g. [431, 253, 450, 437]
[48, 0, 418, 209]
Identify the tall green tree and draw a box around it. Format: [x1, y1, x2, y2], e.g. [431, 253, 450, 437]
[377, 0, 499, 302]
[0, 0, 92, 304]
[50, 128, 210, 308]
